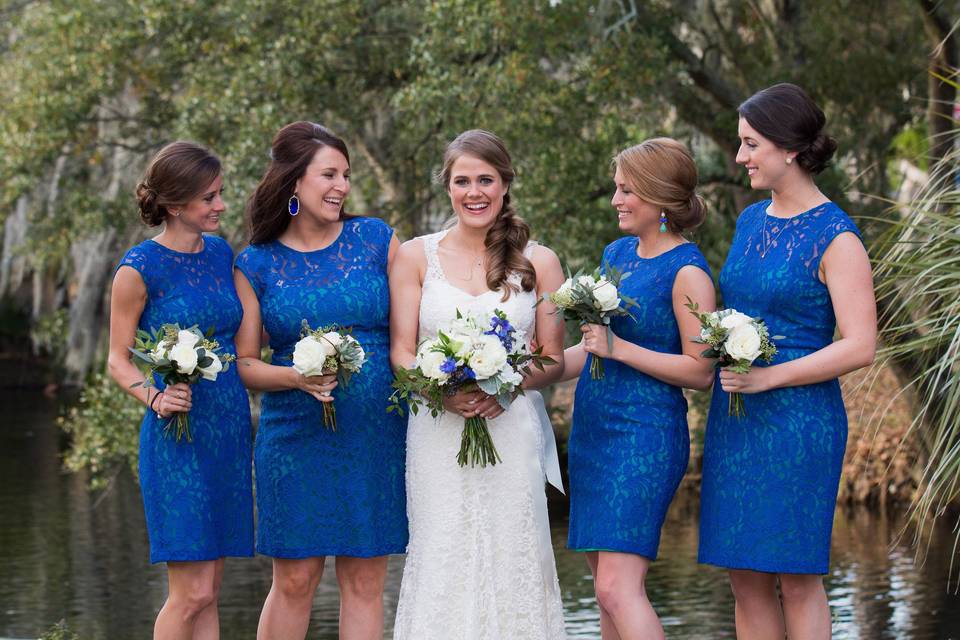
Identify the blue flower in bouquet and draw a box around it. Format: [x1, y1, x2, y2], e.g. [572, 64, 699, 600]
[440, 357, 458, 375]
[485, 315, 515, 351]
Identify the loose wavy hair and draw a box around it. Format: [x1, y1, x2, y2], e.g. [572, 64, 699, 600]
[438, 129, 535, 300]
[246, 121, 352, 244]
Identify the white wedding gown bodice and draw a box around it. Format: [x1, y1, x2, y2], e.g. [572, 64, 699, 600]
[393, 230, 567, 640]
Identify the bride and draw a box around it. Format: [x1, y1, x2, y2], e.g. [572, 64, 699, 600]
[389, 129, 568, 639]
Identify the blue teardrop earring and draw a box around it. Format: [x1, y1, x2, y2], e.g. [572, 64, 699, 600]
[659, 211, 668, 233]
[288, 194, 300, 216]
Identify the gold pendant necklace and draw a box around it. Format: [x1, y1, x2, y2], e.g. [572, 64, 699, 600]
[760, 208, 795, 258]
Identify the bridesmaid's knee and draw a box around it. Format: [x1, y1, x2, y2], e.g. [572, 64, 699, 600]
[169, 582, 218, 621]
[338, 558, 388, 603]
[729, 569, 778, 605]
[274, 561, 323, 602]
[778, 574, 825, 604]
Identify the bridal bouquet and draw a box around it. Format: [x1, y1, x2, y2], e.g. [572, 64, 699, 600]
[685, 298, 782, 417]
[129, 323, 235, 442]
[292, 321, 367, 430]
[540, 264, 637, 379]
[389, 309, 554, 467]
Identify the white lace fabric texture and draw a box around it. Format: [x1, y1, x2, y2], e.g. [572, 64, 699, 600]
[393, 230, 568, 640]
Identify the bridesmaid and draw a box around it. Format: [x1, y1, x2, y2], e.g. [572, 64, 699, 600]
[107, 142, 254, 639]
[233, 121, 406, 640]
[698, 83, 876, 639]
[560, 138, 716, 639]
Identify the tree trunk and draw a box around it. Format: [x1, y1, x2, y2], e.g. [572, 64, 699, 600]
[63, 228, 117, 385]
[918, 0, 957, 183]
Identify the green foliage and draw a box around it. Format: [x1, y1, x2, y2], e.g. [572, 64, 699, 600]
[39, 620, 81, 640]
[59, 371, 141, 490]
[872, 119, 960, 556]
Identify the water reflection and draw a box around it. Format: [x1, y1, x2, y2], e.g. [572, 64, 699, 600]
[1, 390, 959, 639]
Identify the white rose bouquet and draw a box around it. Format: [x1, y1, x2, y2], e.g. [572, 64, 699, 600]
[292, 321, 367, 431]
[389, 309, 554, 468]
[539, 264, 637, 379]
[129, 323, 236, 442]
[685, 297, 782, 417]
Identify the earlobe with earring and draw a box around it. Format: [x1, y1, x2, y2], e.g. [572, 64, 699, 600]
[659, 211, 668, 233]
[785, 156, 793, 165]
[288, 194, 300, 216]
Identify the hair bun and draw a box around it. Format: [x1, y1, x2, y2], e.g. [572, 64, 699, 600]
[135, 181, 162, 226]
[797, 133, 837, 174]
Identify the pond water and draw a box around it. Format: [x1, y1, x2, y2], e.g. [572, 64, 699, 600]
[1, 389, 959, 639]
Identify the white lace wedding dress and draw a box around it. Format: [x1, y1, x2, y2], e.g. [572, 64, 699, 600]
[393, 230, 568, 640]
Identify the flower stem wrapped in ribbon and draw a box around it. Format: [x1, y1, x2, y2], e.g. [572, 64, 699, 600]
[388, 309, 554, 468]
[129, 324, 235, 442]
[292, 321, 367, 430]
[685, 297, 783, 417]
[538, 263, 638, 379]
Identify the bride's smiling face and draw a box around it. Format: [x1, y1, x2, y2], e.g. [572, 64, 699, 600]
[447, 154, 508, 231]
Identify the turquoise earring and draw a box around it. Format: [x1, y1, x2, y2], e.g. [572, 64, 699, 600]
[659, 211, 668, 233]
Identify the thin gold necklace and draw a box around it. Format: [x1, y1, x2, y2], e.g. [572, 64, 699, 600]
[760, 206, 796, 258]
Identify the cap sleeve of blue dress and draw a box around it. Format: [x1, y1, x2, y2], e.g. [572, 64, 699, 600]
[234, 245, 267, 300]
[678, 243, 713, 280]
[810, 204, 863, 277]
[116, 242, 154, 296]
[353, 216, 394, 271]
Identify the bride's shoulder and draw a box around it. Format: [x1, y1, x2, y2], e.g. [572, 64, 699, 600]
[525, 241, 562, 279]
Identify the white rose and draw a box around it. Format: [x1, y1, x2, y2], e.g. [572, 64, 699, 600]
[720, 311, 753, 330]
[592, 279, 621, 312]
[447, 333, 475, 359]
[447, 316, 482, 338]
[498, 364, 524, 387]
[577, 275, 597, 289]
[292, 336, 329, 377]
[168, 342, 199, 374]
[198, 351, 224, 381]
[321, 331, 343, 352]
[725, 323, 762, 362]
[177, 329, 201, 349]
[416, 350, 449, 382]
[151, 341, 169, 361]
[469, 335, 508, 379]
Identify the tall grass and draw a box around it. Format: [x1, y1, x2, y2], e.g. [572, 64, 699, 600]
[872, 123, 960, 569]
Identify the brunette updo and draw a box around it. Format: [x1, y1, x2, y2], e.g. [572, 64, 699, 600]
[614, 137, 706, 233]
[135, 142, 221, 226]
[438, 129, 535, 300]
[246, 121, 352, 245]
[738, 83, 837, 174]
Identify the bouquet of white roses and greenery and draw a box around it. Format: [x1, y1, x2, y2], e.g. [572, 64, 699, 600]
[539, 264, 638, 380]
[685, 297, 782, 417]
[129, 324, 235, 442]
[388, 309, 554, 468]
[292, 321, 367, 431]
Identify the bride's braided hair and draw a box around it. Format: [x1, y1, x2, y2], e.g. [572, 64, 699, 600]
[439, 130, 536, 300]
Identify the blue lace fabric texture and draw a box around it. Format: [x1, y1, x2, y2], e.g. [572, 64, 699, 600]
[235, 216, 408, 558]
[698, 200, 862, 574]
[568, 239, 711, 558]
[118, 235, 254, 564]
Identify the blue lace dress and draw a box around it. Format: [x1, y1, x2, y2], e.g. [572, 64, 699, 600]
[568, 239, 711, 558]
[234, 216, 407, 558]
[118, 235, 254, 564]
[698, 200, 861, 574]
